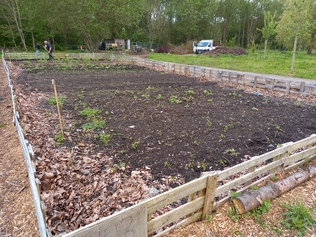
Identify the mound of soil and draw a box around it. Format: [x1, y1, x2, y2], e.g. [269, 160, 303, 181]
[9, 61, 316, 234]
[203, 46, 248, 56]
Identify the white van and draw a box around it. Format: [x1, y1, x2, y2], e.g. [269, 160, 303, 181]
[193, 40, 216, 54]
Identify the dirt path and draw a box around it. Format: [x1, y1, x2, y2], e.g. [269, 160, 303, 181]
[0, 62, 39, 237]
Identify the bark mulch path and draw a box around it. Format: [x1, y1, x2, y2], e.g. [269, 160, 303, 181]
[0, 62, 38, 236]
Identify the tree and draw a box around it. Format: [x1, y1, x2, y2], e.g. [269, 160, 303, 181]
[276, 0, 315, 73]
[257, 11, 277, 59]
[0, 0, 28, 51]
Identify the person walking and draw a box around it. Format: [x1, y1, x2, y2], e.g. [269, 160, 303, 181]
[44, 40, 54, 60]
[35, 42, 40, 53]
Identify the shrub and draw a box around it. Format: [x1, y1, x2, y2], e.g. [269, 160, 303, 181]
[156, 45, 169, 53]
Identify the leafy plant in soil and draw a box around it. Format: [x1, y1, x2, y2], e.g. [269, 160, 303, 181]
[282, 202, 315, 236]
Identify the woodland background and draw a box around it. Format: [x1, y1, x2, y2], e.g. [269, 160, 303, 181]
[0, 0, 316, 53]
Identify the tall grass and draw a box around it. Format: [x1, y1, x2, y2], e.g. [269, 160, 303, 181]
[148, 50, 316, 80]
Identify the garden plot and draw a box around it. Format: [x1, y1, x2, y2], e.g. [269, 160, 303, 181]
[10, 60, 316, 234]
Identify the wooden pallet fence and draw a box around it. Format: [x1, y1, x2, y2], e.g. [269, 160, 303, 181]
[59, 134, 316, 237]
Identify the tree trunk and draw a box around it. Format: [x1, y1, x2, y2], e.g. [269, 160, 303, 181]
[290, 34, 297, 74]
[264, 38, 268, 59]
[232, 165, 316, 214]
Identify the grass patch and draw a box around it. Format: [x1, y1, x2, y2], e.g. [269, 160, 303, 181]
[148, 50, 316, 80]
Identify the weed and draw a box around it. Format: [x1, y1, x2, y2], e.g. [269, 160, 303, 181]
[168, 95, 182, 104]
[224, 123, 233, 132]
[251, 200, 271, 227]
[250, 185, 259, 190]
[47, 97, 65, 107]
[218, 159, 226, 165]
[131, 140, 140, 149]
[141, 93, 150, 99]
[54, 132, 64, 145]
[230, 192, 240, 198]
[79, 108, 101, 117]
[0, 123, 6, 128]
[193, 139, 199, 146]
[185, 89, 195, 96]
[82, 119, 106, 130]
[206, 118, 212, 127]
[156, 94, 163, 99]
[100, 132, 111, 145]
[225, 148, 238, 156]
[275, 124, 283, 132]
[164, 161, 171, 168]
[228, 206, 241, 222]
[203, 90, 213, 96]
[294, 100, 301, 106]
[282, 202, 315, 236]
[207, 99, 213, 102]
[146, 86, 154, 91]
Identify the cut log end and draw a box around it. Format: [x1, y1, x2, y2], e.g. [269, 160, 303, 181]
[232, 198, 246, 214]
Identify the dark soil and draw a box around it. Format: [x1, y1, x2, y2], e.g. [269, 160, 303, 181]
[10, 60, 316, 234]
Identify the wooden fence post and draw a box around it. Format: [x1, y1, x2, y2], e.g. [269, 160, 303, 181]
[202, 174, 218, 220]
[300, 82, 305, 93]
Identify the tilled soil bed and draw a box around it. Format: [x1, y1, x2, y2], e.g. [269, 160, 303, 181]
[9, 60, 316, 235]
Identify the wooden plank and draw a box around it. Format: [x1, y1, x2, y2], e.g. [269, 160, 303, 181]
[147, 196, 204, 233]
[216, 158, 284, 196]
[217, 144, 293, 181]
[284, 147, 316, 167]
[63, 203, 147, 237]
[146, 176, 207, 213]
[287, 134, 316, 151]
[154, 212, 202, 237]
[202, 175, 218, 219]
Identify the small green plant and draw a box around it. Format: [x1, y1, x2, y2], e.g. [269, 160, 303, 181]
[275, 124, 283, 132]
[225, 148, 239, 156]
[100, 132, 111, 145]
[156, 94, 163, 99]
[185, 89, 195, 96]
[203, 90, 213, 96]
[224, 123, 233, 132]
[141, 93, 150, 99]
[82, 119, 106, 130]
[206, 118, 212, 127]
[146, 86, 154, 91]
[131, 140, 140, 149]
[0, 123, 6, 128]
[47, 97, 65, 107]
[228, 206, 241, 222]
[79, 108, 101, 117]
[282, 202, 315, 237]
[250, 185, 259, 190]
[164, 161, 171, 167]
[168, 95, 182, 104]
[251, 200, 271, 227]
[54, 132, 64, 145]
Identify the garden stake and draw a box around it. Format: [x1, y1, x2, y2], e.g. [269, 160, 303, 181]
[52, 79, 64, 139]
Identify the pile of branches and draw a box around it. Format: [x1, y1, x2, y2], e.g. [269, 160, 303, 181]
[203, 46, 248, 56]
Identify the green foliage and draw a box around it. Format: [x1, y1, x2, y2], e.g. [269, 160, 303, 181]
[131, 140, 140, 149]
[47, 97, 65, 107]
[168, 95, 182, 104]
[99, 133, 111, 145]
[54, 132, 64, 145]
[79, 108, 101, 117]
[282, 202, 315, 236]
[251, 200, 272, 227]
[82, 119, 106, 130]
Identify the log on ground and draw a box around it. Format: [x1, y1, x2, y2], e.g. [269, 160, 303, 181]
[232, 165, 316, 214]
